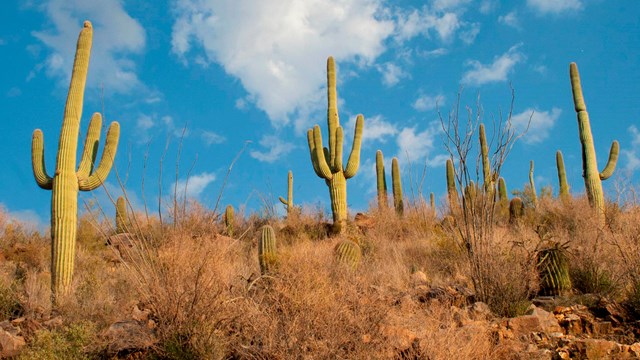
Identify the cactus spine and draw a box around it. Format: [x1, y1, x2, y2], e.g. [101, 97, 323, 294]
[307, 57, 364, 232]
[375, 150, 388, 209]
[391, 157, 403, 216]
[278, 170, 294, 215]
[529, 160, 537, 207]
[556, 150, 570, 200]
[570, 63, 619, 224]
[224, 205, 234, 237]
[31, 21, 120, 297]
[258, 225, 278, 274]
[115, 196, 128, 234]
[446, 159, 458, 209]
[334, 239, 361, 269]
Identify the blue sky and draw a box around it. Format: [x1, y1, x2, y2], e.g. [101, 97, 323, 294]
[1, 0, 639, 229]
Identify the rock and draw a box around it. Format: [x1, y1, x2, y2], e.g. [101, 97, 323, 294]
[508, 306, 561, 338]
[102, 320, 156, 356]
[418, 285, 474, 307]
[0, 328, 25, 358]
[575, 338, 618, 359]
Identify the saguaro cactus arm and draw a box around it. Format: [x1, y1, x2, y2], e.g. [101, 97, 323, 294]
[343, 115, 363, 179]
[31, 130, 53, 190]
[556, 150, 570, 199]
[76, 112, 102, 179]
[599, 141, 619, 180]
[78, 122, 120, 191]
[278, 170, 293, 212]
[309, 125, 333, 180]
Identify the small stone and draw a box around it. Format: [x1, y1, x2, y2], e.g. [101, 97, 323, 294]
[0, 328, 25, 358]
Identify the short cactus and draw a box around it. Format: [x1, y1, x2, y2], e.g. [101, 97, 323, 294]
[391, 157, 403, 216]
[509, 197, 524, 223]
[31, 21, 120, 297]
[446, 159, 458, 209]
[556, 150, 570, 200]
[307, 57, 364, 233]
[375, 150, 388, 209]
[258, 225, 278, 274]
[115, 196, 128, 234]
[570, 62, 619, 225]
[278, 170, 294, 216]
[529, 160, 537, 207]
[224, 205, 234, 237]
[537, 242, 571, 296]
[334, 239, 361, 269]
[479, 123, 494, 193]
[498, 177, 508, 203]
[430, 192, 436, 214]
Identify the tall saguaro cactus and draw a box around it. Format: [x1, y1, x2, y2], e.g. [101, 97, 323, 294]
[529, 160, 538, 207]
[446, 159, 458, 209]
[31, 21, 120, 297]
[307, 57, 364, 232]
[479, 123, 493, 193]
[278, 170, 294, 215]
[556, 150, 570, 200]
[570, 62, 619, 224]
[375, 150, 388, 209]
[391, 157, 404, 216]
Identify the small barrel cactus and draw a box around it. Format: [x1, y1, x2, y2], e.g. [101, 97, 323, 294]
[334, 239, 361, 269]
[258, 225, 278, 274]
[537, 242, 571, 296]
[509, 197, 524, 223]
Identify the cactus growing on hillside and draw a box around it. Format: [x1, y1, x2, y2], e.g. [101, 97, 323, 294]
[375, 150, 388, 210]
[430, 192, 435, 214]
[529, 160, 537, 207]
[31, 21, 120, 297]
[509, 197, 524, 223]
[278, 170, 294, 216]
[556, 150, 570, 200]
[446, 159, 458, 209]
[479, 123, 494, 193]
[334, 239, 361, 269]
[224, 205, 234, 237]
[115, 196, 128, 234]
[498, 177, 508, 203]
[258, 225, 278, 274]
[537, 243, 571, 296]
[570, 63, 619, 225]
[391, 157, 403, 216]
[307, 57, 364, 233]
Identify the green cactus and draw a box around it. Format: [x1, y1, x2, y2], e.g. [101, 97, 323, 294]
[498, 177, 508, 203]
[464, 181, 477, 206]
[509, 197, 524, 223]
[479, 123, 494, 193]
[307, 57, 364, 233]
[334, 239, 361, 269]
[258, 225, 278, 274]
[224, 205, 234, 237]
[529, 160, 537, 207]
[375, 150, 388, 210]
[556, 150, 570, 201]
[278, 170, 294, 216]
[446, 159, 458, 209]
[115, 196, 128, 234]
[391, 157, 403, 216]
[537, 242, 571, 296]
[31, 21, 120, 297]
[430, 192, 435, 214]
[570, 62, 619, 225]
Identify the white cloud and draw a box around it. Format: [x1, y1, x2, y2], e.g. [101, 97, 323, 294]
[173, 172, 216, 199]
[498, 11, 520, 29]
[249, 135, 295, 163]
[172, 0, 394, 127]
[201, 131, 226, 145]
[511, 107, 561, 144]
[33, 0, 146, 94]
[396, 122, 446, 165]
[479, 0, 497, 14]
[413, 94, 445, 111]
[347, 114, 398, 145]
[623, 125, 640, 172]
[0, 205, 46, 233]
[432, 0, 472, 11]
[378, 62, 409, 86]
[462, 44, 524, 86]
[136, 114, 155, 131]
[459, 22, 480, 44]
[527, 0, 582, 14]
[395, 9, 461, 42]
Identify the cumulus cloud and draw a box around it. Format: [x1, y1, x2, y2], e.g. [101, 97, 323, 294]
[201, 131, 226, 146]
[378, 62, 409, 86]
[395, 8, 462, 42]
[623, 125, 640, 172]
[347, 114, 398, 145]
[527, 0, 582, 14]
[249, 135, 295, 163]
[0, 204, 46, 232]
[498, 11, 520, 29]
[33, 0, 146, 93]
[172, 0, 394, 127]
[511, 107, 561, 144]
[413, 94, 445, 111]
[173, 172, 216, 199]
[462, 44, 524, 86]
[396, 122, 446, 165]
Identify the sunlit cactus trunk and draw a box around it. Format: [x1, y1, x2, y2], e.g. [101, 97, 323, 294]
[278, 170, 294, 216]
[375, 150, 388, 210]
[556, 150, 570, 201]
[570, 63, 619, 225]
[391, 157, 403, 216]
[529, 160, 537, 207]
[30, 21, 120, 298]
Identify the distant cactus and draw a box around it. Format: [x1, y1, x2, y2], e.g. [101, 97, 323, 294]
[479, 123, 494, 193]
[224, 205, 234, 237]
[509, 197, 524, 223]
[446, 159, 458, 209]
[392, 157, 403, 216]
[307, 57, 364, 233]
[556, 150, 570, 200]
[570, 62, 619, 225]
[430, 192, 436, 214]
[258, 225, 278, 274]
[537, 243, 571, 296]
[529, 160, 537, 207]
[278, 170, 294, 215]
[464, 181, 477, 206]
[31, 21, 120, 297]
[334, 239, 361, 269]
[375, 150, 388, 209]
[115, 196, 128, 234]
[498, 177, 508, 203]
